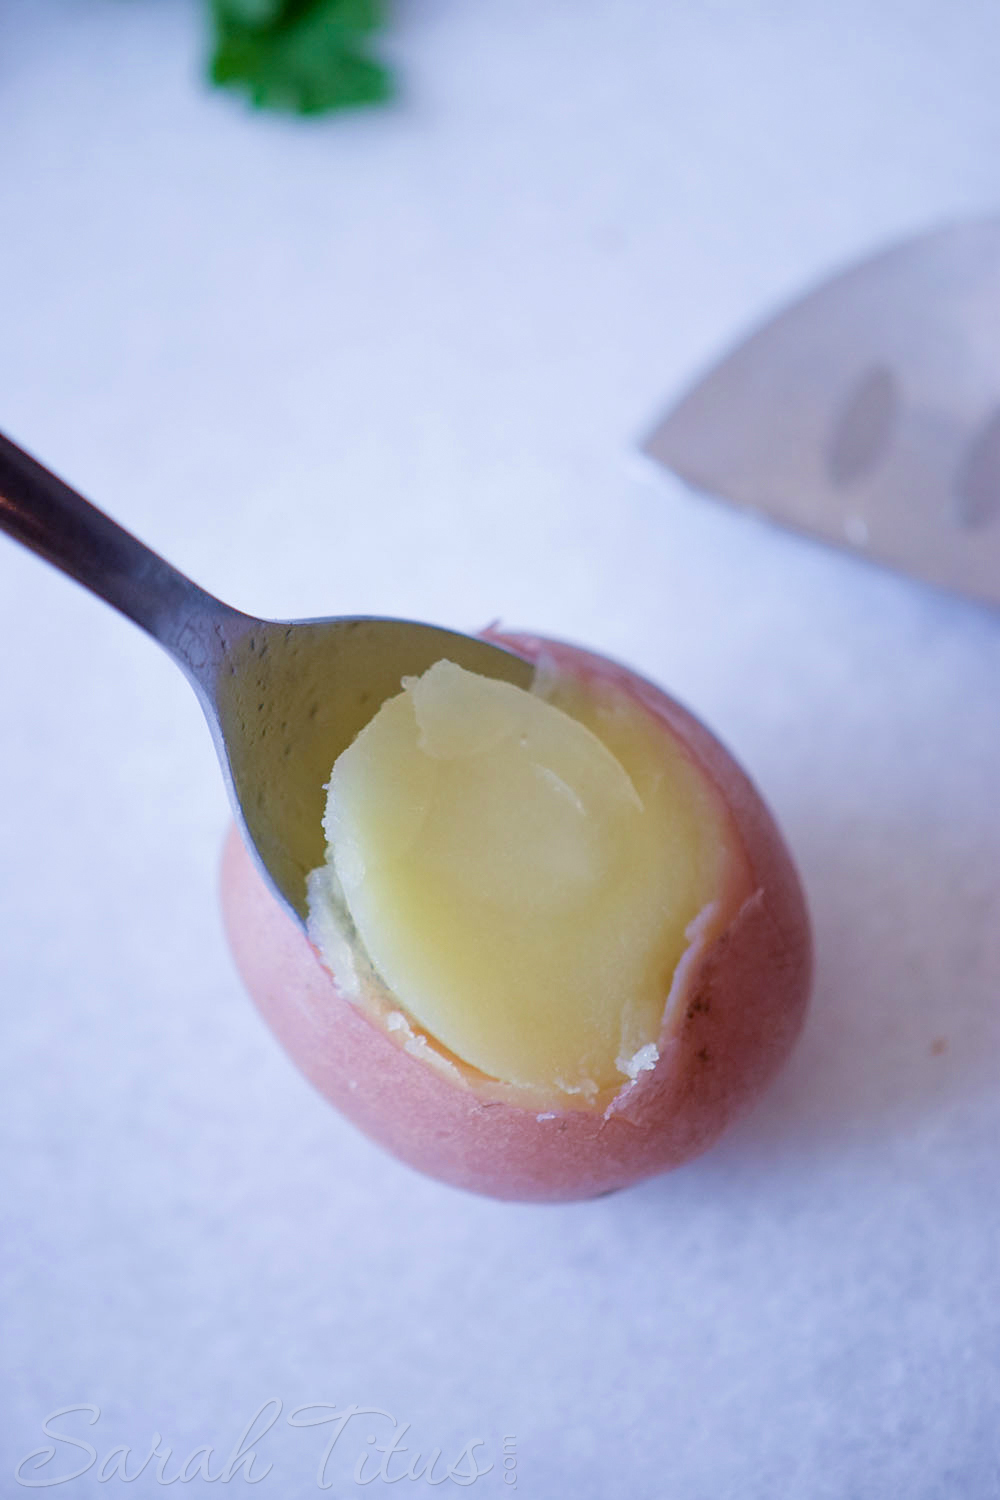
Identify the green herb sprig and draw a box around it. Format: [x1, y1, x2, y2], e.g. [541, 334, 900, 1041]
[209, 0, 392, 115]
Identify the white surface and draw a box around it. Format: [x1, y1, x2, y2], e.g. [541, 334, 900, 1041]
[1, 2, 999, 1495]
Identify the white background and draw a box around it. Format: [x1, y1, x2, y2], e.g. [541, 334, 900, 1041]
[1, 2, 999, 1495]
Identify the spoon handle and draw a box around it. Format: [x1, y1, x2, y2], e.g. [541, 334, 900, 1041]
[0, 430, 241, 683]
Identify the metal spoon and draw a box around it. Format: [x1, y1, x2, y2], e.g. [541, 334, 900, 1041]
[0, 430, 533, 924]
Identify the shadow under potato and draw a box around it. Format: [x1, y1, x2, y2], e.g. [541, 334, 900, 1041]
[672, 799, 999, 1179]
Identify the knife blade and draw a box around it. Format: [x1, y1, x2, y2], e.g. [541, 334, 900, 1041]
[642, 218, 1000, 609]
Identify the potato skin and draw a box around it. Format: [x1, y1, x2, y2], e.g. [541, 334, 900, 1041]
[220, 633, 811, 1202]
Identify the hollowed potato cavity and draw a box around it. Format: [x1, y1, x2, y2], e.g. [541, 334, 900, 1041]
[307, 659, 728, 1102]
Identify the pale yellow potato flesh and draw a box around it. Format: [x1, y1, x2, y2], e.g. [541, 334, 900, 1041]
[307, 660, 729, 1100]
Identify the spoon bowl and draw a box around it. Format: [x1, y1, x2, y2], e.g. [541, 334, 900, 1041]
[0, 431, 532, 922]
[208, 615, 532, 921]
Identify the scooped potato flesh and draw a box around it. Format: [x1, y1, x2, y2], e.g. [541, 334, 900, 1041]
[306, 659, 731, 1100]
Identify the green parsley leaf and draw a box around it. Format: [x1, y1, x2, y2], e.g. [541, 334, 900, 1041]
[209, 0, 392, 116]
[215, 0, 289, 25]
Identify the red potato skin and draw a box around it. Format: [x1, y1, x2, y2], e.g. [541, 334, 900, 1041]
[220, 633, 812, 1202]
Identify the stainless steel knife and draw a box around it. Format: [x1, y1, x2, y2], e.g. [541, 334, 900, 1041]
[643, 218, 1000, 609]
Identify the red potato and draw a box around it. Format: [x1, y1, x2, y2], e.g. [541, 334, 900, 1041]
[220, 632, 811, 1202]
